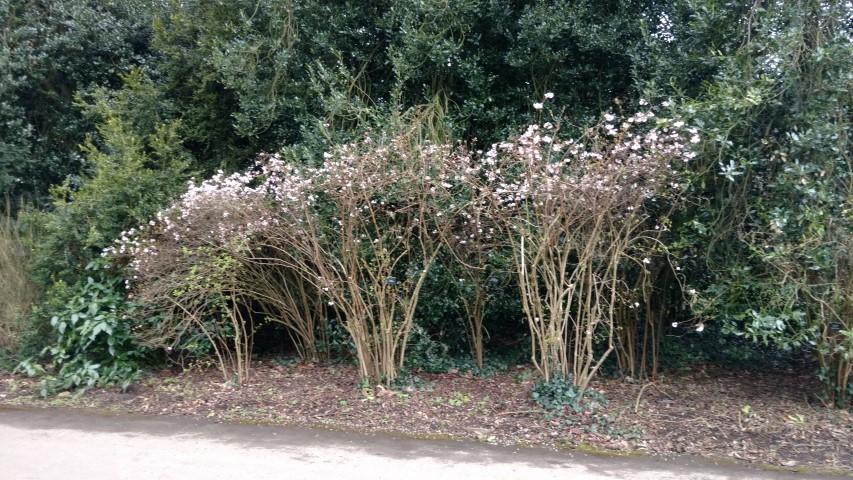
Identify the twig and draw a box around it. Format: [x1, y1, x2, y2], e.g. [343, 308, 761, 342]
[634, 381, 654, 416]
[313, 410, 349, 419]
[641, 414, 707, 424]
[651, 382, 674, 400]
[803, 394, 819, 414]
[805, 392, 832, 411]
[497, 409, 542, 416]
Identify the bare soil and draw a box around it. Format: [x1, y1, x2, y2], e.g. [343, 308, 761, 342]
[1, 361, 850, 475]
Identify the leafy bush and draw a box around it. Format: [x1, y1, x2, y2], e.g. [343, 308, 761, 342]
[18, 263, 145, 397]
[30, 69, 191, 289]
[405, 325, 456, 373]
[532, 377, 583, 411]
[532, 376, 607, 413]
[655, 1, 853, 405]
[108, 169, 311, 383]
[403, 324, 514, 377]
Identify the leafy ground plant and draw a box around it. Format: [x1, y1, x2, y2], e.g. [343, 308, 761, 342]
[532, 376, 607, 413]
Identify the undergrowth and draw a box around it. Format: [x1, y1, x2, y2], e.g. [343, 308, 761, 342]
[0, 205, 37, 353]
[532, 376, 608, 413]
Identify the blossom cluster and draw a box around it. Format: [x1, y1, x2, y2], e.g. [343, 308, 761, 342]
[473, 108, 698, 221]
[107, 106, 698, 295]
[107, 133, 466, 288]
[105, 163, 277, 281]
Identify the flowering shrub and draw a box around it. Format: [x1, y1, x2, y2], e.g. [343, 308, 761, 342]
[460, 99, 697, 392]
[110, 101, 698, 390]
[107, 170, 275, 383]
[111, 127, 470, 384]
[259, 132, 465, 384]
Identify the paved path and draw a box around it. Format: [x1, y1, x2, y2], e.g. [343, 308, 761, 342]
[0, 407, 839, 480]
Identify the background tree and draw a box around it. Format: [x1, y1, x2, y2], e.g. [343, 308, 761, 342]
[0, 0, 156, 206]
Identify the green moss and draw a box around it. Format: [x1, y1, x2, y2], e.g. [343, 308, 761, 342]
[563, 442, 647, 458]
[754, 462, 849, 477]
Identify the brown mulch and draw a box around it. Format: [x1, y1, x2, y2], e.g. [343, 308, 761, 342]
[1, 362, 850, 475]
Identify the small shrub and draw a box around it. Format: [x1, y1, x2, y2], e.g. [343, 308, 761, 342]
[405, 325, 456, 373]
[18, 263, 145, 397]
[532, 376, 607, 412]
[385, 370, 433, 392]
[474, 104, 697, 392]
